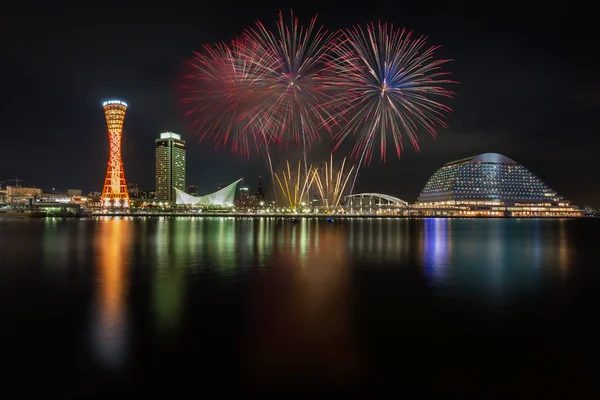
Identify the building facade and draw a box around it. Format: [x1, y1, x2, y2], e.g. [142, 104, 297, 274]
[414, 153, 582, 217]
[4, 186, 42, 204]
[155, 132, 186, 202]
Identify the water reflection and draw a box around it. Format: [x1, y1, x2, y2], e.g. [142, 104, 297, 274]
[207, 218, 237, 273]
[254, 218, 275, 266]
[421, 218, 451, 286]
[419, 219, 575, 302]
[346, 219, 413, 262]
[153, 219, 185, 336]
[557, 220, 572, 276]
[0, 216, 593, 393]
[90, 217, 132, 370]
[245, 220, 358, 382]
[42, 219, 71, 274]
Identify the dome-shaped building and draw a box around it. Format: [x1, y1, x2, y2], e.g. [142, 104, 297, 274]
[414, 153, 582, 217]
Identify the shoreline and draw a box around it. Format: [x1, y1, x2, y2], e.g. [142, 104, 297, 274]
[88, 212, 590, 220]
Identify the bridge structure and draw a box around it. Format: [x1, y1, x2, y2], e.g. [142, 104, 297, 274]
[344, 193, 409, 215]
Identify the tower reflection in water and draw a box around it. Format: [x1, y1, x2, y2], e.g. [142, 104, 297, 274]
[245, 220, 358, 383]
[90, 217, 132, 370]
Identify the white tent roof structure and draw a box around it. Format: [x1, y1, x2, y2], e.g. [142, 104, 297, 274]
[174, 179, 242, 206]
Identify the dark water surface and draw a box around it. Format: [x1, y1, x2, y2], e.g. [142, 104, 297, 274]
[1, 217, 598, 396]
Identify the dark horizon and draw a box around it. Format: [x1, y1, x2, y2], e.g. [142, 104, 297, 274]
[3, 2, 598, 207]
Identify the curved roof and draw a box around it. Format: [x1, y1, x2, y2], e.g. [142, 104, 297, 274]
[417, 154, 563, 204]
[444, 152, 516, 166]
[472, 153, 516, 164]
[345, 193, 408, 205]
[175, 179, 242, 206]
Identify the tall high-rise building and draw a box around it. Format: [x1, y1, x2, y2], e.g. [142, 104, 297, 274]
[101, 100, 130, 207]
[155, 132, 186, 202]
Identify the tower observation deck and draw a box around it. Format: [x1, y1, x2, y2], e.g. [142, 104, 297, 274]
[101, 100, 130, 207]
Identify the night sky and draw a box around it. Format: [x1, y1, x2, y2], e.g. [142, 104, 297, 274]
[3, 2, 598, 206]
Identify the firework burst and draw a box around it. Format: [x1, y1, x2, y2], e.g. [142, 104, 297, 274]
[328, 22, 457, 166]
[182, 40, 280, 156]
[312, 154, 355, 212]
[238, 11, 338, 167]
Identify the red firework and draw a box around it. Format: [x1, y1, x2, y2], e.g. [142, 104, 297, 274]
[182, 40, 278, 156]
[183, 11, 338, 159]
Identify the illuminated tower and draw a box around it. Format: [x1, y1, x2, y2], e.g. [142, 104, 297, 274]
[101, 100, 130, 208]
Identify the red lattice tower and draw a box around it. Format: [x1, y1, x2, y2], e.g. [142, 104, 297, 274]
[101, 100, 130, 208]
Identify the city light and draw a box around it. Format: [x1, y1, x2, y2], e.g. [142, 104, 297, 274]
[101, 100, 130, 208]
[160, 132, 181, 140]
[102, 100, 128, 107]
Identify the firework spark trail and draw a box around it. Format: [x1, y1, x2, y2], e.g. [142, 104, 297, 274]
[312, 154, 355, 212]
[274, 160, 315, 209]
[239, 11, 339, 175]
[326, 22, 457, 193]
[182, 41, 275, 156]
[183, 12, 339, 192]
[183, 39, 285, 194]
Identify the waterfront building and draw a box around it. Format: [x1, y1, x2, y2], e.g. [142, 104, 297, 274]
[155, 132, 186, 202]
[414, 153, 583, 217]
[174, 179, 242, 207]
[239, 182, 250, 200]
[5, 186, 42, 204]
[67, 189, 82, 196]
[127, 183, 140, 199]
[101, 100, 130, 208]
[584, 206, 599, 217]
[141, 190, 156, 200]
[235, 179, 261, 210]
[36, 193, 89, 206]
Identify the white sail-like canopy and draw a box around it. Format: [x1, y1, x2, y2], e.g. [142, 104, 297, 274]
[174, 179, 242, 206]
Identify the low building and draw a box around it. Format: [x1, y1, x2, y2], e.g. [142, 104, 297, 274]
[32, 193, 91, 208]
[67, 189, 82, 196]
[5, 186, 42, 204]
[584, 206, 599, 217]
[414, 153, 583, 217]
[36, 203, 83, 217]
